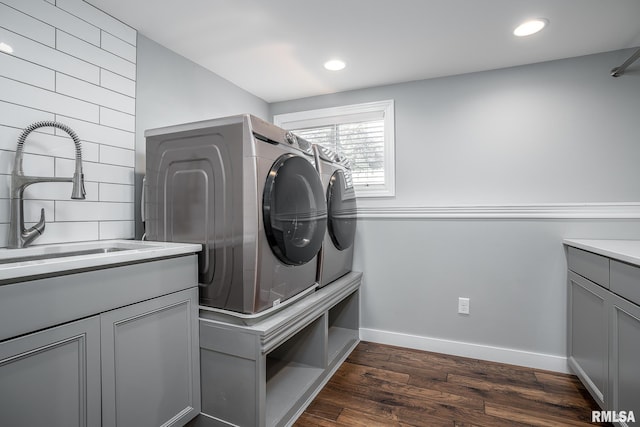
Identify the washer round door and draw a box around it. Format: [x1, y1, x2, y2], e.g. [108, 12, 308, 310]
[327, 169, 357, 250]
[263, 154, 327, 265]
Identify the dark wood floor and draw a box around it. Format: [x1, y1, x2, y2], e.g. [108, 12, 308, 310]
[295, 341, 609, 427]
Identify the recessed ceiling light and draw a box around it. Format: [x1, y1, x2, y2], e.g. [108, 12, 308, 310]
[324, 59, 346, 71]
[513, 19, 548, 37]
[0, 42, 14, 54]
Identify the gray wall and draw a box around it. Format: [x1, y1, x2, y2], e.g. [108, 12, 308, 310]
[135, 35, 269, 237]
[270, 49, 640, 370]
[271, 49, 640, 208]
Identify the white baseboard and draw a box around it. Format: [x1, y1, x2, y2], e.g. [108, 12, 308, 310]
[359, 328, 570, 374]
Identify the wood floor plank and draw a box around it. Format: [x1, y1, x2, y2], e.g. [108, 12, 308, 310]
[293, 342, 609, 427]
[326, 375, 531, 427]
[335, 407, 407, 427]
[303, 400, 343, 422]
[534, 370, 582, 388]
[332, 362, 485, 410]
[322, 380, 518, 427]
[396, 404, 532, 427]
[295, 413, 347, 427]
[447, 373, 596, 409]
[348, 348, 449, 382]
[313, 384, 403, 423]
[390, 349, 543, 389]
[485, 401, 609, 427]
[333, 360, 411, 385]
[534, 370, 584, 394]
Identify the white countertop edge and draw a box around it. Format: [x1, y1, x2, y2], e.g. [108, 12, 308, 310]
[0, 240, 202, 282]
[563, 239, 640, 266]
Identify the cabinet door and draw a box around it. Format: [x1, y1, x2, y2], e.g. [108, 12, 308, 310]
[610, 293, 640, 420]
[0, 316, 101, 427]
[568, 271, 609, 409]
[101, 287, 200, 427]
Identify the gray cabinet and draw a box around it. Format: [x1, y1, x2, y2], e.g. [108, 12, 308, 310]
[568, 271, 609, 408]
[566, 245, 640, 422]
[0, 254, 200, 427]
[0, 316, 101, 427]
[610, 292, 640, 419]
[101, 287, 201, 427]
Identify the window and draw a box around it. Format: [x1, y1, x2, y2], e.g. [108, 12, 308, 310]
[274, 100, 395, 198]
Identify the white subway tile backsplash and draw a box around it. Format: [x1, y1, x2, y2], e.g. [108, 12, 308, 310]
[55, 137, 100, 163]
[56, 115, 135, 150]
[0, 0, 137, 247]
[0, 27, 100, 84]
[100, 69, 135, 97]
[0, 200, 8, 223]
[0, 150, 54, 176]
[0, 151, 14, 176]
[0, 76, 99, 122]
[55, 200, 133, 221]
[0, 3, 56, 47]
[99, 183, 134, 203]
[78, 141, 100, 163]
[0, 125, 99, 162]
[0, 125, 25, 152]
[25, 221, 100, 245]
[0, 54, 55, 90]
[57, 158, 134, 185]
[22, 199, 55, 223]
[99, 220, 134, 239]
[56, 73, 135, 114]
[2, 0, 101, 46]
[23, 181, 99, 202]
[0, 175, 9, 199]
[0, 102, 55, 132]
[99, 145, 134, 168]
[57, 30, 136, 80]
[86, 162, 134, 185]
[101, 31, 136, 63]
[100, 107, 135, 132]
[56, 0, 137, 46]
[0, 224, 7, 246]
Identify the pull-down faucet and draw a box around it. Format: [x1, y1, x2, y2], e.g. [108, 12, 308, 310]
[8, 121, 86, 248]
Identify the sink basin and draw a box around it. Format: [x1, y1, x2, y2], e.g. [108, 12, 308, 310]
[0, 247, 128, 264]
[0, 241, 151, 265]
[0, 240, 202, 283]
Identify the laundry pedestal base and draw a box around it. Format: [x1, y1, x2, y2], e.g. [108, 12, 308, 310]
[190, 271, 361, 427]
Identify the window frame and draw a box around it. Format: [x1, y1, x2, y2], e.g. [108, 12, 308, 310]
[273, 99, 395, 198]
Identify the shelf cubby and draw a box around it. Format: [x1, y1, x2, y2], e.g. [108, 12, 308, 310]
[327, 289, 359, 366]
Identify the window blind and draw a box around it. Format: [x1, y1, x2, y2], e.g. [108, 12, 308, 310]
[274, 99, 395, 197]
[292, 118, 386, 188]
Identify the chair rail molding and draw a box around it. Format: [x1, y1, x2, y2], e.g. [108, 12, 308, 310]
[356, 202, 640, 220]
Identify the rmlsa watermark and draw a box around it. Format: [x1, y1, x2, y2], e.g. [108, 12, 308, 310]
[592, 410, 635, 423]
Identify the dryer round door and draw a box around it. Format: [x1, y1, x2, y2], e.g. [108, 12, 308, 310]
[327, 169, 357, 250]
[263, 154, 327, 265]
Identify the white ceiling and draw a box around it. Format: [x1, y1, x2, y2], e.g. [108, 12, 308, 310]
[87, 0, 640, 103]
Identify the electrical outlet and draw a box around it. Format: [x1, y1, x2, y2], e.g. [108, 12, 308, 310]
[458, 297, 470, 315]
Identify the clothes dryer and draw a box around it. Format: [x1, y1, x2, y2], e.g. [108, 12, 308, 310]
[145, 115, 327, 313]
[312, 144, 357, 287]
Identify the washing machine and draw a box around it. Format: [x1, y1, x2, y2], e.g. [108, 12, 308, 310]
[144, 114, 327, 314]
[312, 144, 357, 287]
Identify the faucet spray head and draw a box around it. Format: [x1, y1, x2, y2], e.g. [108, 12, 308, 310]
[71, 172, 86, 200]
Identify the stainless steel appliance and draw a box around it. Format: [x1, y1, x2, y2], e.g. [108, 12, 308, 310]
[144, 115, 327, 313]
[312, 144, 357, 287]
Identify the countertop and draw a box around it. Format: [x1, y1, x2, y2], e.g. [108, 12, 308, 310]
[0, 240, 201, 283]
[563, 239, 640, 267]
